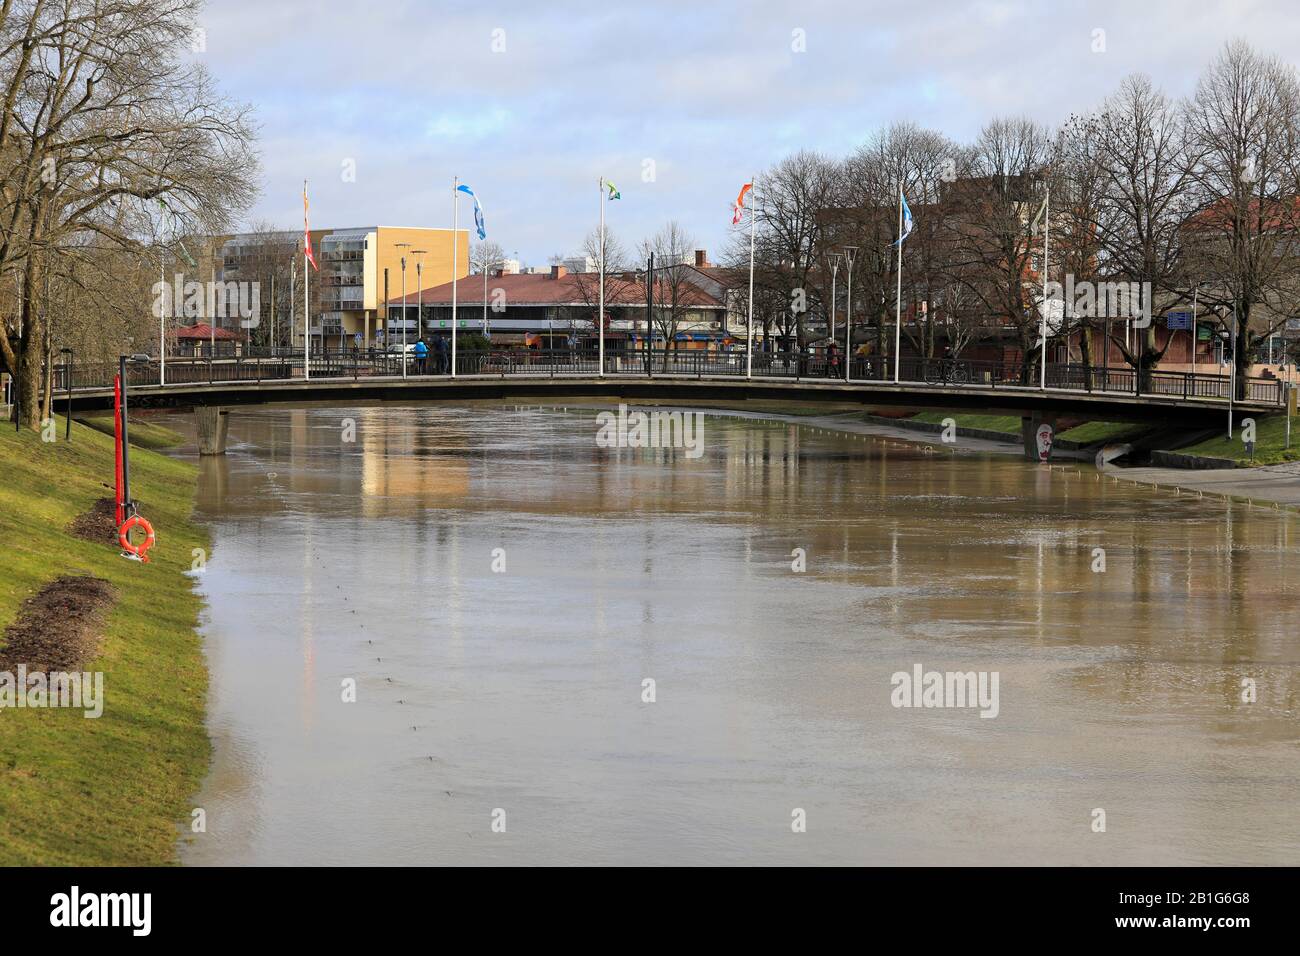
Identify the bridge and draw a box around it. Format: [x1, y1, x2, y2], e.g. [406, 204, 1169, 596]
[53, 349, 1284, 458]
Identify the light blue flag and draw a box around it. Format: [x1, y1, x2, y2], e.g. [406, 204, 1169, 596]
[894, 191, 914, 247]
[457, 184, 486, 240]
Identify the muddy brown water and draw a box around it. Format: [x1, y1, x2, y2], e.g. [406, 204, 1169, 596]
[173, 405, 1300, 865]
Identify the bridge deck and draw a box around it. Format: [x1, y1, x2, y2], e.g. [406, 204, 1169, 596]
[64, 370, 1279, 425]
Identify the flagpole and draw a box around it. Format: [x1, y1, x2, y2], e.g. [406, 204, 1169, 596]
[451, 176, 459, 378]
[746, 175, 756, 380]
[893, 189, 903, 384]
[599, 176, 606, 377]
[1039, 185, 1050, 390]
[303, 179, 311, 381]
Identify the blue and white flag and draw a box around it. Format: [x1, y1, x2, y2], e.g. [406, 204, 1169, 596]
[894, 191, 914, 246]
[457, 184, 486, 240]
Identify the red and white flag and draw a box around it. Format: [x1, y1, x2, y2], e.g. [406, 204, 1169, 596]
[303, 180, 318, 271]
[732, 182, 753, 225]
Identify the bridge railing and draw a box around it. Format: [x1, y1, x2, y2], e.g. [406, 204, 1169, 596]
[48, 349, 1286, 406]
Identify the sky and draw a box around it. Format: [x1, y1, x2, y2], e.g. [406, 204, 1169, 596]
[199, 0, 1300, 267]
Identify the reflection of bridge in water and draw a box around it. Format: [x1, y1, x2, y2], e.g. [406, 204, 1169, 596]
[62, 349, 1283, 457]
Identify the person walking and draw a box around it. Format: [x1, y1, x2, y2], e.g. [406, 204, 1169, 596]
[826, 340, 840, 378]
[413, 338, 429, 375]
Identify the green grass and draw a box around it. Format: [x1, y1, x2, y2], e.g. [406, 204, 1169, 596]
[0, 415, 209, 865]
[912, 412, 1022, 434]
[1176, 412, 1300, 465]
[75, 414, 185, 450]
[910, 413, 1152, 447]
[1056, 421, 1151, 445]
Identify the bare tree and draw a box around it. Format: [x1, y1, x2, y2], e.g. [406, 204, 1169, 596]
[946, 116, 1054, 383]
[1088, 74, 1196, 386]
[1181, 40, 1300, 398]
[0, 0, 258, 427]
[640, 221, 697, 368]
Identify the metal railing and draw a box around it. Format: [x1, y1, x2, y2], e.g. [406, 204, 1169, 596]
[49, 349, 1286, 406]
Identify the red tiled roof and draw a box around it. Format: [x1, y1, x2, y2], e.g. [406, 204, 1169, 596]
[169, 322, 242, 340]
[389, 272, 723, 308]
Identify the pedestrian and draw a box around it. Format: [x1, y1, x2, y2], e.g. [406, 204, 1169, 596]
[413, 338, 429, 375]
[434, 334, 449, 374]
[826, 341, 840, 378]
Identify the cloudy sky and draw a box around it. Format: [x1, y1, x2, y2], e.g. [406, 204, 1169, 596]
[200, 0, 1299, 266]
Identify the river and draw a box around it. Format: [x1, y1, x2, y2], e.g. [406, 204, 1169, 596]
[174, 403, 1300, 865]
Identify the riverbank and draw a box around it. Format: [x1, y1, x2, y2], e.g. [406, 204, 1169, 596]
[0, 415, 210, 865]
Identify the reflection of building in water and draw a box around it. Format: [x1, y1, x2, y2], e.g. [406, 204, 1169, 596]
[359, 408, 469, 510]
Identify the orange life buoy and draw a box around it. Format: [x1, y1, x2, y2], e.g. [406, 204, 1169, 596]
[118, 515, 156, 563]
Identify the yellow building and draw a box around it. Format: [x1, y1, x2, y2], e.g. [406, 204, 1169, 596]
[221, 225, 469, 351]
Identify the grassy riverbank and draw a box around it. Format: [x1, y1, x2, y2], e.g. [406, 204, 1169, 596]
[1174, 413, 1299, 466]
[0, 415, 209, 865]
[911, 412, 1149, 445]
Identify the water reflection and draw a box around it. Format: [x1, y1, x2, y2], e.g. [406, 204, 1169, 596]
[177, 404, 1300, 866]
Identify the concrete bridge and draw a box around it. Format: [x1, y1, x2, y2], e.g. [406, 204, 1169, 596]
[59, 351, 1283, 459]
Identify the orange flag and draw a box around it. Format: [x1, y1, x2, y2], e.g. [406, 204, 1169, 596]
[732, 182, 753, 225]
[303, 181, 319, 271]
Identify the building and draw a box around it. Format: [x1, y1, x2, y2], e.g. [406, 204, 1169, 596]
[386, 264, 729, 348]
[220, 225, 469, 351]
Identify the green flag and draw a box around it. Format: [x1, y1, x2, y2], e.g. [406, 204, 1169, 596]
[606, 180, 620, 201]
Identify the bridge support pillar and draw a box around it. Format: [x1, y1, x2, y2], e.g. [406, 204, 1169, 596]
[1020, 413, 1057, 462]
[195, 406, 229, 456]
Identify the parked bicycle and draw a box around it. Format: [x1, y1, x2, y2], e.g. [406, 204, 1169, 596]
[923, 357, 969, 385]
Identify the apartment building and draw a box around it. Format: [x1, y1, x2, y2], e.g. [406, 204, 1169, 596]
[221, 225, 469, 351]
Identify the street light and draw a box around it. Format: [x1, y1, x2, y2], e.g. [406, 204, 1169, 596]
[59, 347, 72, 441]
[827, 253, 843, 349]
[412, 249, 427, 343]
[396, 242, 411, 379]
[841, 246, 858, 382]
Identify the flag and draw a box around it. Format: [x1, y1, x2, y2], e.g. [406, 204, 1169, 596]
[894, 191, 914, 246]
[156, 198, 197, 267]
[457, 184, 487, 240]
[303, 181, 318, 271]
[605, 180, 620, 201]
[1030, 192, 1048, 235]
[732, 182, 753, 225]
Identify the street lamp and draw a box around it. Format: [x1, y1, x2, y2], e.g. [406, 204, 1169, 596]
[841, 246, 858, 382]
[827, 253, 843, 348]
[412, 249, 427, 343]
[59, 347, 72, 441]
[396, 242, 411, 379]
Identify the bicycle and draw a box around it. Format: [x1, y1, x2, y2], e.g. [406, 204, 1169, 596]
[923, 357, 970, 385]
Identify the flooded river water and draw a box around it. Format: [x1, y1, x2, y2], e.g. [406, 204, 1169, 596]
[175, 404, 1300, 865]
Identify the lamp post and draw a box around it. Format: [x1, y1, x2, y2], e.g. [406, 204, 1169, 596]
[827, 253, 842, 348]
[396, 242, 411, 379]
[1228, 305, 1237, 439]
[842, 246, 858, 382]
[412, 249, 427, 343]
[60, 347, 72, 441]
[1190, 281, 1201, 382]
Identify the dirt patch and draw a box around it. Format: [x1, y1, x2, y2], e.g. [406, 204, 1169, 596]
[0, 575, 117, 672]
[68, 497, 123, 545]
